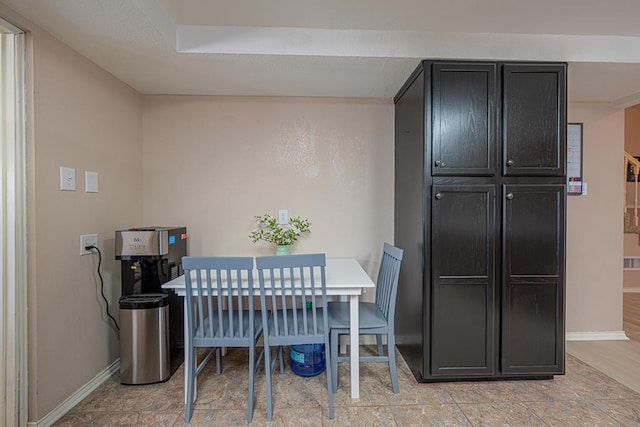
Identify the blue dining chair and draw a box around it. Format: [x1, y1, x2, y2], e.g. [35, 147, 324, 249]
[182, 256, 263, 423]
[328, 243, 404, 393]
[256, 253, 334, 421]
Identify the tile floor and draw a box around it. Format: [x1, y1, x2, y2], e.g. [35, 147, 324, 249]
[55, 345, 640, 426]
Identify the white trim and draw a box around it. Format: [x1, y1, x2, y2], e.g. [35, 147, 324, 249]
[613, 91, 640, 109]
[566, 331, 630, 341]
[1, 27, 27, 427]
[624, 287, 640, 293]
[0, 16, 24, 34]
[27, 359, 120, 427]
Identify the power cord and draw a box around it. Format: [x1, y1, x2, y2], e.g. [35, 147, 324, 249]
[86, 245, 120, 332]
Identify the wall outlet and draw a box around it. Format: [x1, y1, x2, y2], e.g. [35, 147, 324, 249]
[80, 234, 98, 255]
[60, 166, 76, 191]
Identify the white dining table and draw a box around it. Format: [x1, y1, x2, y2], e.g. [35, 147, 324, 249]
[162, 257, 375, 399]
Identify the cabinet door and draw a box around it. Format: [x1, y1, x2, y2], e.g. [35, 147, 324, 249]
[432, 63, 496, 176]
[502, 184, 565, 374]
[502, 64, 567, 176]
[431, 185, 496, 376]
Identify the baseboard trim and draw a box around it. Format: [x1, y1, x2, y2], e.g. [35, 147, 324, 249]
[566, 331, 630, 341]
[624, 287, 640, 293]
[28, 359, 120, 427]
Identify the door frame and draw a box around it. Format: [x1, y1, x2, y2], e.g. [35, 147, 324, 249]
[1, 18, 28, 426]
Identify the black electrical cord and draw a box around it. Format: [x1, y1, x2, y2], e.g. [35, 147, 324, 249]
[86, 245, 120, 332]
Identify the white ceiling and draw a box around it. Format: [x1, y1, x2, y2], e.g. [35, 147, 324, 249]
[3, 0, 640, 104]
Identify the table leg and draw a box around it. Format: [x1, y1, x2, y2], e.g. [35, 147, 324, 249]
[339, 295, 347, 354]
[349, 294, 360, 399]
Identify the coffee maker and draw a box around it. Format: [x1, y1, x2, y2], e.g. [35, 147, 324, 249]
[115, 226, 187, 350]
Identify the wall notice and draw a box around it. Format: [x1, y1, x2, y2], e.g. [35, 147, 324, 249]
[567, 123, 583, 195]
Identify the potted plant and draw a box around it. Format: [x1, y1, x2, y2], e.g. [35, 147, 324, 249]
[248, 214, 311, 255]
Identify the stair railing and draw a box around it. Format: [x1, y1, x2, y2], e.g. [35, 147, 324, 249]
[625, 152, 640, 226]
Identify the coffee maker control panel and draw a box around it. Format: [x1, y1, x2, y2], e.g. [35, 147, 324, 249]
[115, 228, 169, 259]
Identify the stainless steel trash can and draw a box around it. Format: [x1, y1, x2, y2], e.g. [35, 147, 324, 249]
[119, 293, 170, 385]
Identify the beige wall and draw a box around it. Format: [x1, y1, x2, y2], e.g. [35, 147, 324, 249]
[142, 96, 394, 276]
[0, 4, 144, 421]
[566, 103, 624, 332]
[143, 95, 626, 335]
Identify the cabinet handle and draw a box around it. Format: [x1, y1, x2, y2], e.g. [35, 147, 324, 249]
[435, 193, 443, 200]
[506, 159, 515, 167]
[434, 159, 445, 167]
[506, 193, 514, 200]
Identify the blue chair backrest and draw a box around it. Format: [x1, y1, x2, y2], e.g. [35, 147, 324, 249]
[374, 243, 404, 322]
[256, 253, 327, 338]
[182, 256, 255, 340]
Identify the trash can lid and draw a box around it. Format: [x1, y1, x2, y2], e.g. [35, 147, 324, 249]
[119, 293, 169, 309]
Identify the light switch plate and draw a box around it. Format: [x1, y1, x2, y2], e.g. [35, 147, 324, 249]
[85, 171, 99, 193]
[60, 167, 76, 191]
[278, 209, 289, 225]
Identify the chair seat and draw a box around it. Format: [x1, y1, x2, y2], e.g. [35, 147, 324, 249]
[328, 301, 388, 330]
[194, 310, 263, 346]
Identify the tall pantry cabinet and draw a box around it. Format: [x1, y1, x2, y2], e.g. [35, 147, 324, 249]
[394, 61, 566, 381]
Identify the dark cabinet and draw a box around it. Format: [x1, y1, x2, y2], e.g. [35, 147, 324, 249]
[503, 65, 566, 176]
[502, 184, 565, 374]
[394, 60, 566, 382]
[431, 185, 496, 376]
[432, 63, 497, 176]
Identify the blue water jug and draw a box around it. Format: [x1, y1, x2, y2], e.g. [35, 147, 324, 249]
[290, 343, 325, 377]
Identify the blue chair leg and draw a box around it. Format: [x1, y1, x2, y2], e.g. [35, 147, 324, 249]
[216, 347, 222, 375]
[278, 346, 284, 374]
[376, 334, 384, 356]
[330, 329, 339, 393]
[264, 344, 273, 421]
[184, 345, 195, 423]
[324, 333, 334, 419]
[387, 333, 399, 393]
[247, 344, 255, 422]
